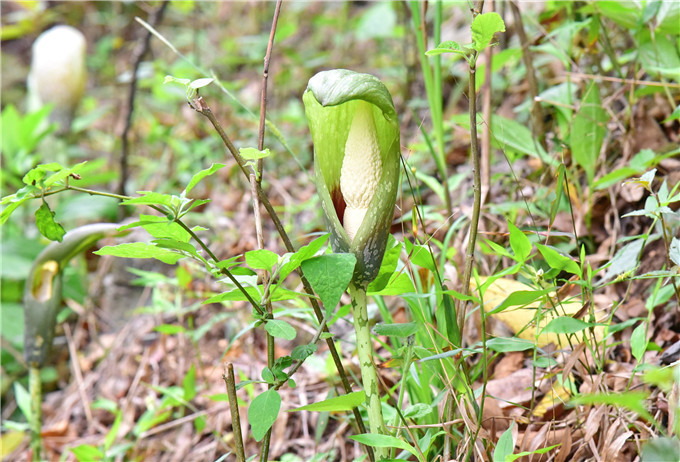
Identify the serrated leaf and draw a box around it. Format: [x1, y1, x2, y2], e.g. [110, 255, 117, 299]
[301, 253, 356, 314]
[264, 319, 297, 340]
[122, 191, 175, 208]
[278, 234, 329, 280]
[204, 285, 302, 304]
[249, 389, 281, 441]
[290, 390, 365, 412]
[291, 343, 317, 361]
[184, 163, 225, 195]
[373, 322, 419, 337]
[35, 202, 65, 242]
[471, 12, 506, 51]
[94, 242, 183, 265]
[246, 249, 280, 271]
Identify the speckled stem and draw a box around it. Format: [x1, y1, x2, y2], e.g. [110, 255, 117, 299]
[349, 282, 387, 459]
[29, 366, 42, 461]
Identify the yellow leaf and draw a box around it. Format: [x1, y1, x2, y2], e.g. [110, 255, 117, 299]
[472, 277, 604, 347]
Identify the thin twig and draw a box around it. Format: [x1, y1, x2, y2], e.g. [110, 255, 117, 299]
[257, 0, 283, 183]
[118, 1, 169, 199]
[253, 4, 282, 457]
[224, 364, 246, 462]
[63, 323, 94, 428]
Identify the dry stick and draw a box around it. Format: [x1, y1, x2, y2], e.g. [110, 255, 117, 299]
[255, 4, 282, 459]
[195, 103, 374, 462]
[257, 0, 283, 183]
[510, 1, 546, 151]
[224, 364, 246, 462]
[118, 0, 169, 199]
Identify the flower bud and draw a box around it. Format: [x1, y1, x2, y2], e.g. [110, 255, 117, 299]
[304, 69, 400, 285]
[27, 25, 87, 133]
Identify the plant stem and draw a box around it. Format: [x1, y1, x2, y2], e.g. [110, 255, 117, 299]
[456, 55, 482, 337]
[223, 364, 246, 462]
[348, 282, 387, 460]
[29, 366, 42, 461]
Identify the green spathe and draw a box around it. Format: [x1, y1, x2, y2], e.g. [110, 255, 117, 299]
[303, 69, 400, 286]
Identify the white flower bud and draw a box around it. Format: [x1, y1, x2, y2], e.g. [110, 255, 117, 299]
[27, 25, 87, 132]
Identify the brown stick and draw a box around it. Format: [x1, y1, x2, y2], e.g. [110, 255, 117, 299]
[118, 1, 169, 199]
[257, 0, 283, 183]
[224, 364, 246, 462]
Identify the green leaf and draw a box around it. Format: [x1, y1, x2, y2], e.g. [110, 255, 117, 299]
[571, 82, 608, 185]
[71, 445, 105, 461]
[602, 238, 644, 281]
[239, 147, 271, 161]
[290, 390, 365, 412]
[291, 343, 317, 361]
[536, 244, 581, 276]
[264, 319, 297, 341]
[301, 253, 356, 314]
[203, 285, 302, 304]
[94, 243, 183, 265]
[248, 388, 281, 441]
[13, 382, 31, 421]
[471, 12, 506, 52]
[508, 222, 531, 262]
[373, 322, 419, 337]
[246, 249, 280, 271]
[489, 115, 553, 165]
[120, 215, 191, 242]
[541, 316, 594, 335]
[487, 288, 553, 315]
[642, 437, 680, 462]
[184, 163, 225, 195]
[349, 433, 423, 462]
[154, 324, 185, 335]
[493, 421, 515, 462]
[570, 391, 654, 423]
[670, 237, 680, 266]
[121, 191, 175, 208]
[278, 234, 329, 280]
[663, 105, 680, 124]
[35, 202, 65, 242]
[367, 237, 401, 292]
[486, 337, 536, 352]
[425, 40, 469, 57]
[403, 403, 433, 419]
[630, 323, 648, 362]
[182, 364, 196, 401]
